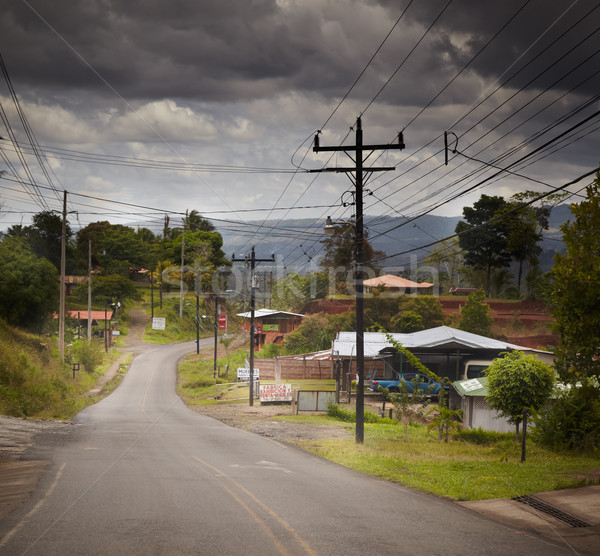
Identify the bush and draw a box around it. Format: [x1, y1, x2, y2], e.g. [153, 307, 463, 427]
[531, 384, 600, 452]
[72, 340, 103, 373]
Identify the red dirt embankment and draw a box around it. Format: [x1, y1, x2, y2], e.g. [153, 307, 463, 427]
[303, 297, 558, 349]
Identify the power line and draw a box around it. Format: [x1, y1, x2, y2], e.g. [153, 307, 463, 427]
[371, 166, 600, 264]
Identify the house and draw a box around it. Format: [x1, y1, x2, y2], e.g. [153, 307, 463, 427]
[449, 377, 514, 433]
[236, 309, 304, 350]
[53, 310, 109, 328]
[332, 326, 554, 383]
[60, 276, 87, 296]
[362, 274, 434, 295]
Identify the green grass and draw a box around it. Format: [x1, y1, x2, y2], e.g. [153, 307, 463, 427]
[141, 293, 212, 344]
[170, 333, 599, 502]
[0, 318, 132, 420]
[292, 420, 600, 501]
[177, 348, 248, 402]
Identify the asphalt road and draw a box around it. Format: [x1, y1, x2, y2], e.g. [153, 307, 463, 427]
[0, 341, 574, 555]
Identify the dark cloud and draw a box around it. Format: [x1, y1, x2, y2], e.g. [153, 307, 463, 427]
[2, 0, 596, 109]
[0, 0, 598, 231]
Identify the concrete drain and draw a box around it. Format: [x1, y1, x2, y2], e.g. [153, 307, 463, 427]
[513, 495, 591, 528]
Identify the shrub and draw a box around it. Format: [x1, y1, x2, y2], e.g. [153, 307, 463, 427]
[531, 384, 600, 452]
[72, 340, 103, 373]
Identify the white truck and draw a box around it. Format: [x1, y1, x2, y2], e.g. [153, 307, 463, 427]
[461, 359, 494, 381]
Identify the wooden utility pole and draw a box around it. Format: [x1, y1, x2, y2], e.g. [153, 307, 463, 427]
[87, 239, 92, 341]
[179, 228, 185, 319]
[313, 117, 404, 443]
[232, 247, 275, 406]
[58, 191, 67, 361]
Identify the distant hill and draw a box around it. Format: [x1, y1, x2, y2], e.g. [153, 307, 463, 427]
[216, 204, 572, 274]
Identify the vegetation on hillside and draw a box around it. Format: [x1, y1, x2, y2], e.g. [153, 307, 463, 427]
[0, 318, 121, 419]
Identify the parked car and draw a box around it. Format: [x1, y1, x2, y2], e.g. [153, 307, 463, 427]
[370, 372, 444, 396]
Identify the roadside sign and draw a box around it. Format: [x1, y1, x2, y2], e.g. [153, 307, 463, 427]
[260, 384, 292, 402]
[152, 317, 166, 330]
[237, 367, 259, 381]
[218, 314, 227, 330]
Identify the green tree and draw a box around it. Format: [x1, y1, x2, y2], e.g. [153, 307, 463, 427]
[364, 287, 403, 331]
[169, 230, 229, 271]
[28, 211, 73, 270]
[0, 237, 59, 330]
[455, 195, 511, 295]
[511, 191, 568, 298]
[394, 311, 424, 333]
[423, 237, 463, 292]
[485, 351, 555, 439]
[458, 289, 494, 336]
[83, 274, 142, 304]
[319, 222, 383, 294]
[76, 221, 148, 275]
[283, 314, 334, 354]
[282, 312, 353, 355]
[271, 271, 329, 312]
[400, 296, 445, 329]
[182, 209, 215, 233]
[552, 174, 600, 384]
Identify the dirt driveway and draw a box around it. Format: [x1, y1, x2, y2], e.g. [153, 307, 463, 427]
[190, 402, 353, 443]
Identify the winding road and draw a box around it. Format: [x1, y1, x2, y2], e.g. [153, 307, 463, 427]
[0, 339, 573, 555]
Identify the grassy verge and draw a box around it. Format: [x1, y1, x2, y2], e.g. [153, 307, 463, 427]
[176, 342, 600, 501]
[0, 318, 133, 420]
[178, 347, 338, 405]
[290, 417, 600, 501]
[178, 348, 248, 404]
[140, 292, 212, 344]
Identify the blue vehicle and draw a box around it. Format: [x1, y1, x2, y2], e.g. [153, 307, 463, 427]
[370, 372, 444, 396]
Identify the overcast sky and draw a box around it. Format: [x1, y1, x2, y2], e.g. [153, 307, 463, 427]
[1, 0, 599, 247]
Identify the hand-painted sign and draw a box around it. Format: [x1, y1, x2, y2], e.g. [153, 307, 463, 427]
[260, 384, 292, 402]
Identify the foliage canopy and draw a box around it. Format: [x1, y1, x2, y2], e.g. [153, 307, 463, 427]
[485, 351, 555, 434]
[552, 175, 600, 384]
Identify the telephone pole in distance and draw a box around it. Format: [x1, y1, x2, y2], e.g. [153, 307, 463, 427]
[232, 247, 275, 406]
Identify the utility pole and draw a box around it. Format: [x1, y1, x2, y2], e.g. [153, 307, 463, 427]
[196, 291, 200, 355]
[150, 266, 155, 320]
[179, 227, 185, 319]
[213, 293, 219, 379]
[87, 239, 92, 341]
[313, 117, 404, 443]
[232, 247, 275, 406]
[58, 191, 67, 361]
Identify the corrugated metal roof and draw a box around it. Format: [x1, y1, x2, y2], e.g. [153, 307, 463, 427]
[332, 326, 550, 358]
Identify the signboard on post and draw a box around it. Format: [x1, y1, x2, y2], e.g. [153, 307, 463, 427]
[260, 384, 292, 403]
[152, 317, 166, 330]
[237, 367, 259, 381]
[218, 314, 227, 330]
